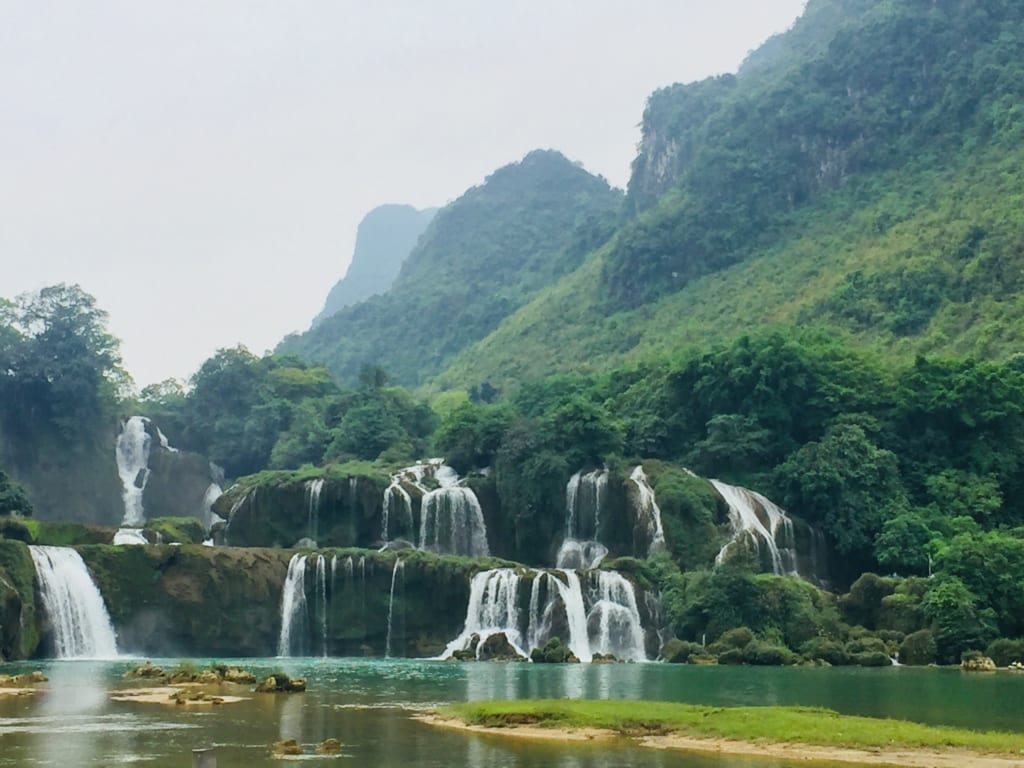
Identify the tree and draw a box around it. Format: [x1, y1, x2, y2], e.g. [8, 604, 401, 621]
[921, 577, 998, 664]
[0, 469, 32, 516]
[774, 422, 905, 560]
[0, 284, 124, 440]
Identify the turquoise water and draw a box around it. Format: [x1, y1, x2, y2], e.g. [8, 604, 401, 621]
[1, 658, 1021, 767]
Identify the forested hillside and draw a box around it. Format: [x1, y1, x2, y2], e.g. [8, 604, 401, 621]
[279, 150, 622, 386]
[312, 204, 435, 327]
[436, 0, 1024, 392]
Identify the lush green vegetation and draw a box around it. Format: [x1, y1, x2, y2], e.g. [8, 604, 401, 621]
[279, 150, 623, 387]
[0, 284, 125, 522]
[441, 699, 1024, 754]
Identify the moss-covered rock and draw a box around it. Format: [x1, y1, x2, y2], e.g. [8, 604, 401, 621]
[0, 539, 38, 660]
[145, 518, 206, 544]
[80, 544, 291, 656]
[638, 462, 726, 570]
[216, 465, 389, 548]
[78, 543, 508, 658]
[477, 632, 526, 661]
[529, 636, 579, 663]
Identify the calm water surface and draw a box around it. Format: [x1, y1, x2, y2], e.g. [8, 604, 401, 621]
[0, 658, 1020, 768]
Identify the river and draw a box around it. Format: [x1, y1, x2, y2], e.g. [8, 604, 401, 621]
[1, 658, 1020, 767]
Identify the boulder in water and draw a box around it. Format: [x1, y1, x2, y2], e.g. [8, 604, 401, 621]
[221, 666, 257, 684]
[125, 661, 165, 679]
[271, 739, 303, 757]
[478, 632, 527, 662]
[317, 738, 342, 754]
[591, 652, 620, 664]
[530, 636, 580, 664]
[961, 654, 997, 672]
[255, 672, 306, 693]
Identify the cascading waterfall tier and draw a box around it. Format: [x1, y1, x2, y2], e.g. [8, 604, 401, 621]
[629, 465, 666, 556]
[556, 469, 608, 568]
[711, 480, 799, 575]
[29, 546, 118, 659]
[116, 416, 152, 527]
[305, 478, 325, 545]
[277, 554, 310, 657]
[381, 459, 490, 556]
[419, 487, 489, 557]
[442, 567, 649, 662]
[385, 558, 404, 658]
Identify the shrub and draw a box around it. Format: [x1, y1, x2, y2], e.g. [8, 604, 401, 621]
[899, 629, 937, 666]
[709, 627, 755, 654]
[662, 639, 705, 664]
[801, 638, 850, 666]
[717, 648, 745, 665]
[846, 636, 888, 655]
[985, 638, 1024, 667]
[852, 651, 892, 667]
[744, 641, 798, 666]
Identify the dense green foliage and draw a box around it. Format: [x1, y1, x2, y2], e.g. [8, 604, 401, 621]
[143, 349, 435, 477]
[0, 284, 125, 521]
[313, 204, 436, 327]
[279, 150, 622, 386]
[0, 470, 32, 517]
[612, 0, 1024, 307]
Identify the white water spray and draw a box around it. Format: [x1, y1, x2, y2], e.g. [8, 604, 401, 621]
[29, 546, 118, 659]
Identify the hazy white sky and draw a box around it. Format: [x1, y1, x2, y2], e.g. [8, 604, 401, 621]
[1, 1, 805, 388]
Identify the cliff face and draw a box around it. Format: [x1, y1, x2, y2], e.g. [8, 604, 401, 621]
[77, 545, 490, 657]
[0, 540, 38, 660]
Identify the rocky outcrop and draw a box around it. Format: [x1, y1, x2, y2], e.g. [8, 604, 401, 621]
[77, 544, 500, 658]
[216, 469, 388, 548]
[0, 540, 38, 660]
[961, 655, 997, 672]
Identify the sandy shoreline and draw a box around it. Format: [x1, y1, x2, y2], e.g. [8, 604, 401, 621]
[0, 687, 35, 698]
[110, 685, 248, 706]
[415, 714, 1024, 768]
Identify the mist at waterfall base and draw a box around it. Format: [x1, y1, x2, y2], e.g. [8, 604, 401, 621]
[2, 657, 1023, 768]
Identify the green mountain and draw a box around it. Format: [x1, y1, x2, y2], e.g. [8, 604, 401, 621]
[433, 0, 1024, 392]
[279, 150, 623, 386]
[312, 204, 436, 327]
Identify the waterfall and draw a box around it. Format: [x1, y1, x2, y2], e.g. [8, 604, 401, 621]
[557, 469, 608, 567]
[441, 569, 527, 658]
[305, 479, 325, 544]
[315, 555, 328, 657]
[711, 480, 799, 575]
[586, 571, 646, 661]
[444, 567, 648, 663]
[630, 466, 666, 555]
[554, 540, 608, 570]
[385, 558, 404, 658]
[155, 426, 178, 453]
[565, 469, 607, 541]
[381, 477, 413, 543]
[29, 546, 118, 659]
[419, 486, 489, 557]
[116, 416, 151, 526]
[112, 528, 148, 545]
[200, 482, 223, 531]
[278, 554, 309, 657]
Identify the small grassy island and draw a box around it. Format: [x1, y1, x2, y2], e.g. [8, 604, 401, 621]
[426, 700, 1024, 768]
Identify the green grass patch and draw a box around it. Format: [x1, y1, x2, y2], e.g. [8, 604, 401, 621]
[442, 699, 1024, 754]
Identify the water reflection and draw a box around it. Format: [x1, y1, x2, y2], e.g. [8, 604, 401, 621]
[32, 662, 138, 766]
[3, 658, 1024, 767]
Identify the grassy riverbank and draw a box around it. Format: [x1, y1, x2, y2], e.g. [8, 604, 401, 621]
[440, 699, 1024, 754]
